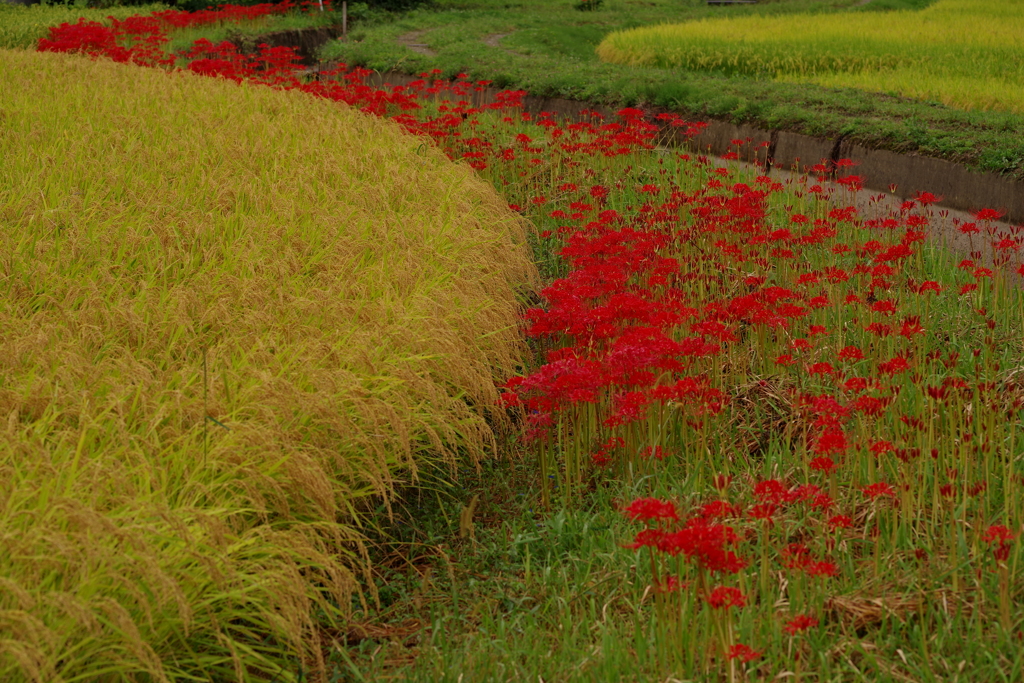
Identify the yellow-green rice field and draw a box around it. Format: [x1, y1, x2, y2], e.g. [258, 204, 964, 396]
[0, 48, 536, 682]
[596, 0, 1024, 113]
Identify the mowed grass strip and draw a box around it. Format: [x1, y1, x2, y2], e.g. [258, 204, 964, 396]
[0, 49, 536, 682]
[596, 0, 1024, 113]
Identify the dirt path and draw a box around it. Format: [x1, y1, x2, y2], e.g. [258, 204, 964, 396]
[396, 31, 520, 58]
[396, 29, 437, 57]
[482, 32, 512, 49]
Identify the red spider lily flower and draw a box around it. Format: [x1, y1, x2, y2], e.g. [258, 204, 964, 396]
[871, 300, 898, 315]
[974, 208, 1005, 222]
[604, 391, 652, 427]
[852, 395, 888, 416]
[625, 528, 666, 550]
[753, 479, 789, 505]
[984, 524, 1015, 561]
[728, 643, 763, 663]
[775, 354, 796, 367]
[781, 543, 811, 570]
[790, 484, 823, 503]
[837, 175, 864, 190]
[808, 362, 834, 376]
[808, 295, 830, 309]
[624, 498, 679, 523]
[639, 445, 669, 460]
[706, 585, 746, 609]
[843, 377, 869, 392]
[878, 356, 911, 376]
[830, 206, 859, 222]
[869, 440, 894, 457]
[805, 560, 840, 578]
[592, 436, 625, 466]
[748, 503, 777, 524]
[862, 482, 896, 500]
[811, 493, 834, 512]
[784, 613, 819, 635]
[828, 515, 854, 530]
[899, 318, 926, 338]
[699, 500, 742, 520]
[915, 191, 942, 205]
[813, 428, 848, 456]
[960, 283, 979, 295]
[791, 338, 813, 352]
[797, 272, 821, 285]
[809, 456, 837, 474]
[984, 525, 1016, 545]
[865, 322, 892, 338]
[658, 521, 746, 573]
[838, 346, 865, 361]
[874, 243, 914, 263]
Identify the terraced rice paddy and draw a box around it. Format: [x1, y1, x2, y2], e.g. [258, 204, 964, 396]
[596, 0, 1024, 113]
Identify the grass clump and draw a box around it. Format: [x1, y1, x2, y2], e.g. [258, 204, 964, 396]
[0, 49, 536, 682]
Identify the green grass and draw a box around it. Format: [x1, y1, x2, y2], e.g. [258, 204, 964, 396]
[317, 0, 1024, 181]
[325, 101, 1024, 681]
[338, 438, 1024, 681]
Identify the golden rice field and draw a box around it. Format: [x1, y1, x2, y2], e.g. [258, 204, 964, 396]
[0, 49, 536, 682]
[596, 0, 1024, 113]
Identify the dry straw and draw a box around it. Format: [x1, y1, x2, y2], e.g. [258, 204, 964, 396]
[0, 49, 537, 681]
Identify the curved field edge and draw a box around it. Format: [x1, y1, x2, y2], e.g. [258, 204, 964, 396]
[316, 7, 1024, 182]
[595, 0, 1024, 115]
[0, 49, 537, 682]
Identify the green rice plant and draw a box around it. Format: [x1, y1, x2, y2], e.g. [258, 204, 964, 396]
[597, 0, 1024, 113]
[0, 49, 537, 682]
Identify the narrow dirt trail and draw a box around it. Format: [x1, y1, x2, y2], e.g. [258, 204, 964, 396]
[395, 30, 518, 57]
[396, 29, 436, 56]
